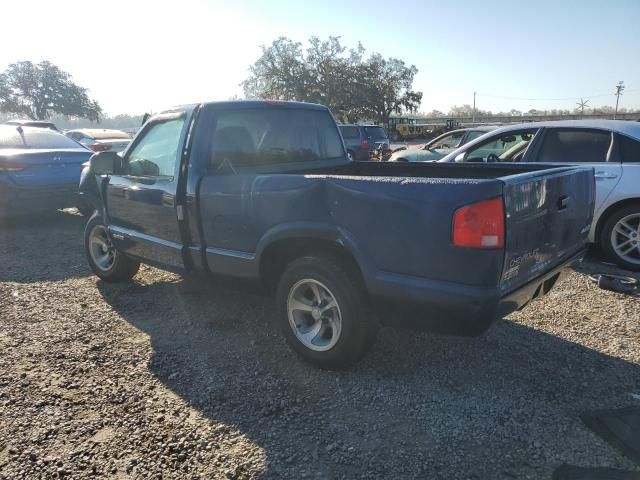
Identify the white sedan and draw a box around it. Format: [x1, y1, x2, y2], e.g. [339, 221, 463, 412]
[439, 120, 640, 271]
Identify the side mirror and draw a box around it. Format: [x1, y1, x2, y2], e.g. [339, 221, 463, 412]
[454, 152, 466, 163]
[89, 151, 120, 175]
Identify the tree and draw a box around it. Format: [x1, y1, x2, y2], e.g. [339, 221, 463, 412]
[0, 61, 102, 121]
[242, 36, 422, 124]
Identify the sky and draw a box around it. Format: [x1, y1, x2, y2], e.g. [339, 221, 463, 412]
[1, 0, 639, 117]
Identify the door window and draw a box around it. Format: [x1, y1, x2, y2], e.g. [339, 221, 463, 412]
[536, 129, 611, 163]
[618, 134, 640, 163]
[124, 118, 185, 177]
[339, 126, 360, 139]
[464, 129, 538, 162]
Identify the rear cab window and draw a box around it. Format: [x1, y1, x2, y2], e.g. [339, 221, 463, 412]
[536, 129, 612, 163]
[209, 107, 345, 170]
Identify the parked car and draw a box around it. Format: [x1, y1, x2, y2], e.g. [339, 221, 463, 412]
[439, 120, 640, 271]
[0, 125, 92, 215]
[3, 119, 59, 131]
[389, 126, 498, 162]
[338, 124, 390, 161]
[65, 128, 131, 153]
[80, 100, 595, 369]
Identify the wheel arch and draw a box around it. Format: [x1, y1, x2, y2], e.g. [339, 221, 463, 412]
[257, 226, 370, 293]
[594, 197, 640, 243]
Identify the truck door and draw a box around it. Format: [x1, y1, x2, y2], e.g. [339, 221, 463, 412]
[105, 112, 189, 269]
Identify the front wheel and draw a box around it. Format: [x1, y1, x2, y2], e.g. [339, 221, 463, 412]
[84, 215, 140, 281]
[600, 205, 640, 271]
[276, 254, 377, 369]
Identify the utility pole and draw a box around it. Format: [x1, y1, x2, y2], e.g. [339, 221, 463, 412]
[576, 98, 589, 118]
[472, 91, 477, 122]
[614, 81, 625, 119]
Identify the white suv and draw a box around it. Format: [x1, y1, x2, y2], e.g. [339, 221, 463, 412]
[440, 120, 640, 271]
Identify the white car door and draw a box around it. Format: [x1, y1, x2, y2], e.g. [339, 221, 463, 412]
[530, 128, 621, 222]
[613, 133, 640, 203]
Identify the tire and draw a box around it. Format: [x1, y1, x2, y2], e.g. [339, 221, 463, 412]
[276, 254, 377, 369]
[84, 214, 140, 281]
[600, 204, 640, 271]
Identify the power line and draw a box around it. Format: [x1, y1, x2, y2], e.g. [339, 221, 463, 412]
[477, 89, 639, 102]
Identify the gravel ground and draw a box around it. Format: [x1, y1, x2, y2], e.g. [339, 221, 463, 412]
[1, 210, 639, 479]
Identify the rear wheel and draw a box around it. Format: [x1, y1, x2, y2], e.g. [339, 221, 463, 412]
[276, 254, 377, 369]
[600, 205, 640, 271]
[84, 215, 140, 281]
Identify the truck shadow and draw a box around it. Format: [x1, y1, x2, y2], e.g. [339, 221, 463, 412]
[0, 209, 91, 283]
[96, 273, 640, 478]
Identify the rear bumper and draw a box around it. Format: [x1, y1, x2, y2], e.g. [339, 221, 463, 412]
[370, 250, 586, 336]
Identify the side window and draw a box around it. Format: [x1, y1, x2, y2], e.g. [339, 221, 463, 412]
[464, 129, 538, 162]
[125, 118, 185, 177]
[537, 129, 611, 163]
[618, 134, 640, 163]
[340, 126, 360, 139]
[209, 108, 344, 169]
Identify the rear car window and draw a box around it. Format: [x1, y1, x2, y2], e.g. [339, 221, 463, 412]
[210, 108, 344, 169]
[85, 130, 131, 140]
[26, 129, 86, 149]
[618, 134, 640, 163]
[339, 126, 360, 139]
[537, 129, 611, 163]
[363, 126, 387, 140]
[0, 127, 24, 148]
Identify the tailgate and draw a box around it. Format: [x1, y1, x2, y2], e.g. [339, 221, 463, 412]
[500, 167, 595, 294]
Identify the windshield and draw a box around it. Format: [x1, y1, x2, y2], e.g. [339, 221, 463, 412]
[428, 131, 465, 150]
[454, 129, 538, 162]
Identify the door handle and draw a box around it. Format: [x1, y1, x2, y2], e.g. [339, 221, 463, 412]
[594, 171, 618, 180]
[557, 195, 569, 211]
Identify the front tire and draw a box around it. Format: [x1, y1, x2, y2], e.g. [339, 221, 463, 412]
[276, 254, 377, 369]
[84, 215, 140, 281]
[600, 204, 640, 271]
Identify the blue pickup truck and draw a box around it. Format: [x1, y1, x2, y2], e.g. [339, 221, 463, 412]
[80, 101, 595, 369]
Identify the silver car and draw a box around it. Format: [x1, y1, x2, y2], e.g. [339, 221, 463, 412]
[439, 120, 640, 271]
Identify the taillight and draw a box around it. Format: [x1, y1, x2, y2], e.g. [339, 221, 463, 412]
[90, 143, 111, 152]
[361, 138, 369, 150]
[453, 197, 505, 248]
[0, 162, 28, 172]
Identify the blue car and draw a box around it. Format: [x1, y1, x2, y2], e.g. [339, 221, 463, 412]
[0, 125, 92, 216]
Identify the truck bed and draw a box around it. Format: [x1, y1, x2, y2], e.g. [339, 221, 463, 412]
[197, 161, 594, 297]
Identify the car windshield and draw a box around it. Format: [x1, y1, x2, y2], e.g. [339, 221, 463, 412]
[462, 129, 538, 162]
[428, 131, 465, 150]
